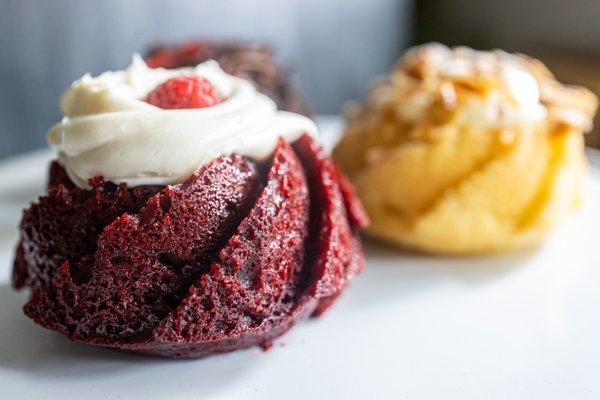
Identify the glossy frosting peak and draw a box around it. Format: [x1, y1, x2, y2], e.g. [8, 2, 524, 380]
[48, 55, 317, 188]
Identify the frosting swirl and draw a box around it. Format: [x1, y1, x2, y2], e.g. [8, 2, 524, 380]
[48, 55, 317, 188]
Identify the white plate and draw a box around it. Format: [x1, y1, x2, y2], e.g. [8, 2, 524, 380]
[1, 117, 600, 400]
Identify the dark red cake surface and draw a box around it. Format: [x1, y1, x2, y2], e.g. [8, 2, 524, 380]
[13, 135, 367, 358]
[145, 40, 311, 116]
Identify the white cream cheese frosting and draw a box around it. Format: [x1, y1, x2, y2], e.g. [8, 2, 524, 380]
[47, 55, 317, 188]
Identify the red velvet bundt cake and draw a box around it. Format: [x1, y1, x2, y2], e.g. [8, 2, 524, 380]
[146, 40, 311, 116]
[12, 56, 367, 358]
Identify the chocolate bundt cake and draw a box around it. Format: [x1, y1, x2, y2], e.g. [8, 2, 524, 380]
[12, 56, 366, 358]
[145, 40, 310, 116]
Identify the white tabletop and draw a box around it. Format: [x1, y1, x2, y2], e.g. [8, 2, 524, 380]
[1, 117, 599, 400]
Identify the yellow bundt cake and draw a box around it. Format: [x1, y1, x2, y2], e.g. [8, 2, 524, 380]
[334, 43, 598, 253]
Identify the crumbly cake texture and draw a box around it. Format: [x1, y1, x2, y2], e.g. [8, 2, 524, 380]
[333, 43, 598, 254]
[13, 135, 367, 358]
[146, 41, 311, 116]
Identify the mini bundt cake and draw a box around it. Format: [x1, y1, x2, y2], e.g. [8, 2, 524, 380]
[13, 56, 367, 358]
[334, 43, 597, 254]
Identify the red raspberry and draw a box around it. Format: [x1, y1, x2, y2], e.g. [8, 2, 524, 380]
[145, 76, 221, 109]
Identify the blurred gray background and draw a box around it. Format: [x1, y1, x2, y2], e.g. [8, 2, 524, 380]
[0, 0, 412, 159]
[3, 0, 600, 160]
